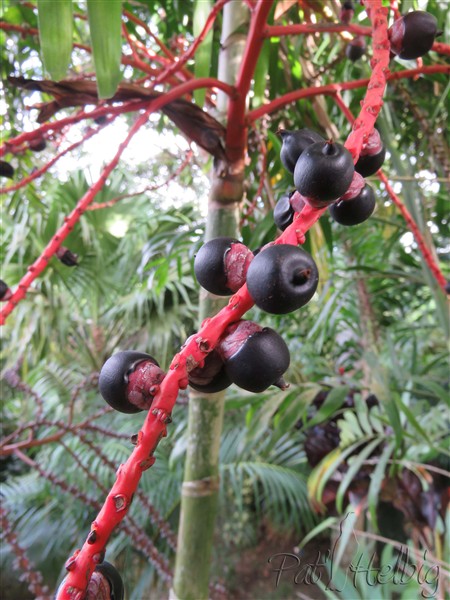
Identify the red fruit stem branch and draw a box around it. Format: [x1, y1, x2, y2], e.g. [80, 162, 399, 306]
[55, 1, 390, 597]
[0, 76, 235, 158]
[247, 64, 450, 123]
[87, 149, 194, 211]
[0, 124, 103, 194]
[334, 96, 448, 293]
[377, 172, 447, 290]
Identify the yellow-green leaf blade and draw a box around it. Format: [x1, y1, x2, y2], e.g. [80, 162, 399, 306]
[87, 0, 123, 99]
[37, 0, 73, 81]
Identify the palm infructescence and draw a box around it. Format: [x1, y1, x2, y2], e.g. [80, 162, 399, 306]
[1, 1, 448, 599]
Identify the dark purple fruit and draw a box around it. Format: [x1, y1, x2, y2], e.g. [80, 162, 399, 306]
[346, 37, 365, 61]
[355, 147, 386, 177]
[218, 320, 290, 393]
[340, 1, 354, 24]
[329, 184, 376, 226]
[95, 561, 124, 600]
[194, 237, 253, 296]
[0, 279, 12, 302]
[29, 137, 47, 152]
[279, 128, 325, 173]
[246, 244, 319, 314]
[389, 11, 439, 60]
[99, 351, 165, 413]
[56, 246, 78, 267]
[294, 141, 354, 203]
[188, 349, 232, 393]
[273, 191, 295, 231]
[0, 160, 14, 179]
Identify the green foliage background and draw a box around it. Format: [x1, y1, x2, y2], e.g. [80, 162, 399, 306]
[1, 0, 448, 598]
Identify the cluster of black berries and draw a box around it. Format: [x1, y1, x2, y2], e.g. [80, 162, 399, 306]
[57, 561, 124, 600]
[340, 3, 440, 64]
[277, 127, 383, 227]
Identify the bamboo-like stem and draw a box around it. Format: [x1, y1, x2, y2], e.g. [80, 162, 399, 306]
[172, 2, 251, 598]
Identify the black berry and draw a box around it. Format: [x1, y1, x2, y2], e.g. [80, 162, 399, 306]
[218, 320, 290, 393]
[329, 184, 376, 226]
[194, 237, 253, 296]
[389, 11, 439, 60]
[56, 246, 79, 267]
[188, 349, 231, 393]
[355, 129, 386, 177]
[95, 561, 124, 600]
[279, 128, 325, 173]
[99, 351, 165, 413]
[0, 161, 14, 179]
[29, 137, 47, 152]
[246, 244, 319, 314]
[273, 191, 295, 231]
[294, 141, 354, 204]
[0, 279, 12, 301]
[346, 37, 365, 61]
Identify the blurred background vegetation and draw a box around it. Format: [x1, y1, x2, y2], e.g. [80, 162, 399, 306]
[1, 0, 448, 598]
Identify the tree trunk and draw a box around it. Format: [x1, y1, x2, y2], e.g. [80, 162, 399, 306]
[171, 4, 250, 599]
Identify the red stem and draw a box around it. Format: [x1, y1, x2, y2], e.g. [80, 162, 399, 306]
[1, 77, 235, 157]
[266, 23, 372, 37]
[1, 125, 103, 193]
[0, 109, 152, 325]
[377, 172, 447, 291]
[55, 3, 393, 597]
[225, 0, 274, 162]
[247, 64, 450, 124]
[153, 0, 231, 88]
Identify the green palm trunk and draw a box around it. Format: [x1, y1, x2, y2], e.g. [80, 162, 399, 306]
[172, 3, 250, 599]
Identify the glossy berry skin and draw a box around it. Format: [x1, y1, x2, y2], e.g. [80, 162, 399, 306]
[194, 237, 253, 296]
[329, 184, 376, 226]
[95, 561, 124, 600]
[0, 279, 12, 302]
[273, 192, 295, 231]
[29, 138, 47, 152]
[355, 146, 386, 177]
[246, 244, 319, 314]
[218, 320, 290, 393]
[0, 160, 14, 179]
[99, 351, 163, 414]
[346, 37, 365, 61]
[389, 11, 438, 60]
[188, 350, 232, 393]
[294, 141, 354, 203]
[279, 129, 325, 173]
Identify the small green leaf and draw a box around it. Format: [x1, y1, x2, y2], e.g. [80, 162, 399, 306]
[87, 0, 123, 99]
[37, 0, 73, 81]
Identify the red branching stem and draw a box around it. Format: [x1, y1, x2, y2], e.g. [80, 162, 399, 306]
[333, 92, 355, 125]
[1, 77, 235, 156]
[55, 2, 395, 596]
[0, 109, 151, 325]
[226, 0, 274, 162]
[377, 172, 447, 291]
[344, 1, 390, 162]
[335, 94, 447, 293]
[0, 504, 51, 600]
[247, 64, 450, 124]
[123, 9, 193, 80]
[1, 126, 102, 194]
[389, 0, 401, 21]
[152, 0, 230, 87]
[87, 149, 194, 211]
[265, 23, 372, 37]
